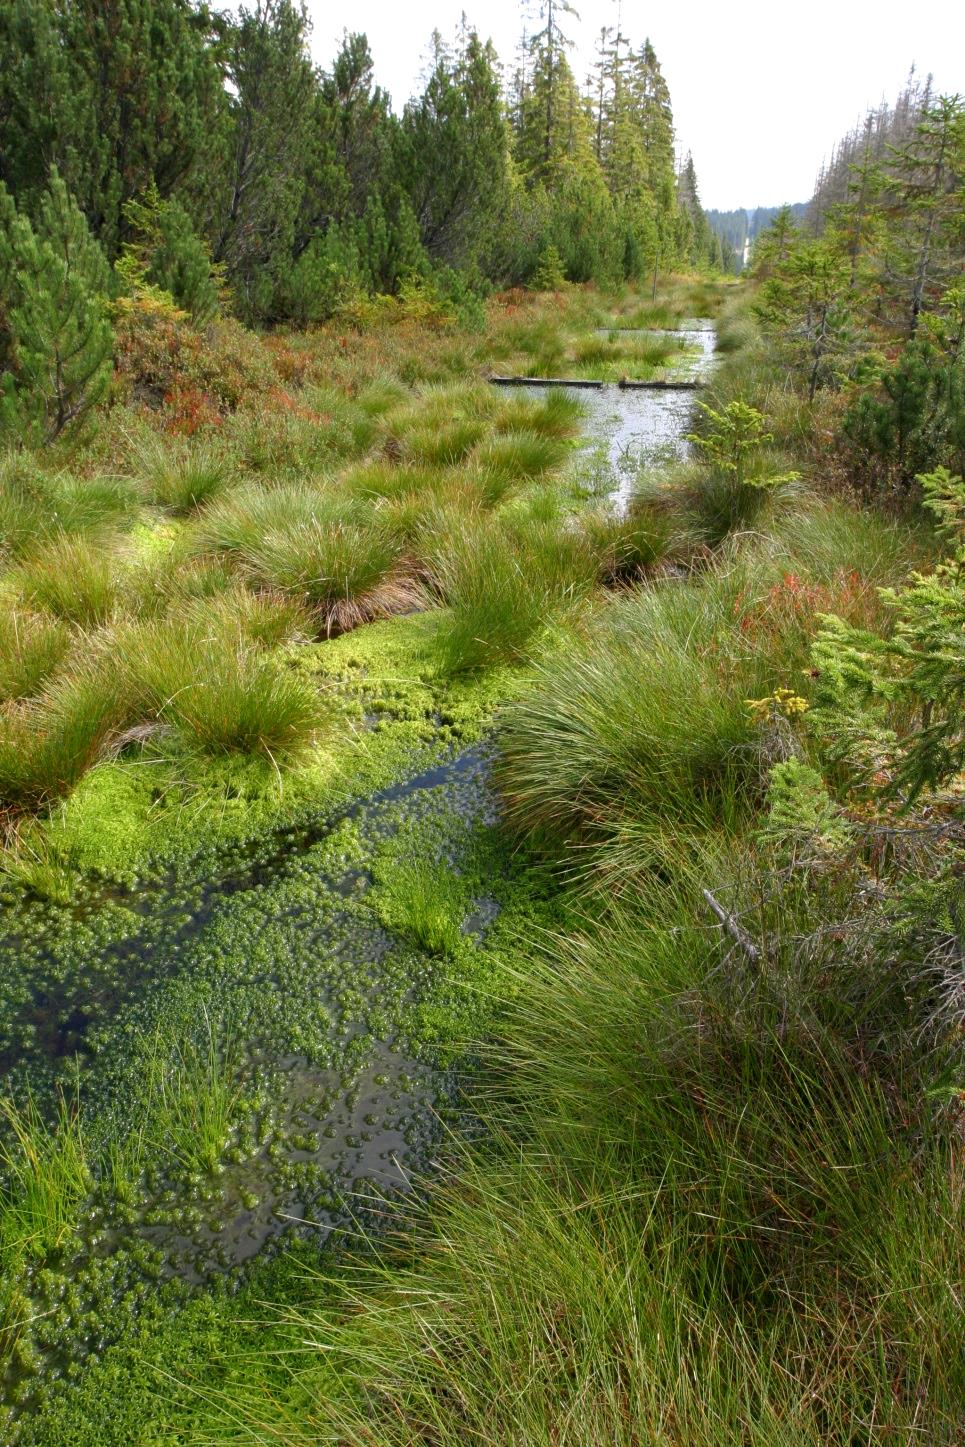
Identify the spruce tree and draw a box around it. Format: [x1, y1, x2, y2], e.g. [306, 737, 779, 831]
[119, 184, 220, 322]
[0, 169, 113, 443]
[750, 204, 802, 278]
[885, 95, 965, 333]
[756, 237, 853, 399]
[632, 41, 677, 207]
[515, 2, 592, 182]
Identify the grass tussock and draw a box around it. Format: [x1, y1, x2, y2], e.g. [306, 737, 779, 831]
[144, 1013, 243, 1180]
[770, 499, 929, 586]
[0, 1094, 90, 1263]
[12, 535, 122, 627]
[472, 429, 571, 482]
[0, 657, 129, 811]
[650, 453, 803, 549]
[191, 482, 332, 557]
[216, 866, 961, 1444]
[394, 418, 487, 467]
[372, 857, 465, 958]
[497, 568, 777, 845]
[192, 586, 314, 650]
[492, 388, 583, 440]
[123, 615, 326, 759]
[0, 610, 71, 703]
[132, 434, 232, 514]
[580, 499, 681, 582]
[241, 516, 416, 636]
[428, 514, 597, 674]
[0, 454, 138, 557]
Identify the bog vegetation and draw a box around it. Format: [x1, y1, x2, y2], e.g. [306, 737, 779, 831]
[0, 9, 961, 1445]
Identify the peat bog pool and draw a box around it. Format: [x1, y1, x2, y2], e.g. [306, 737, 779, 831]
[0, 324, 716, 1431]
[515, 322, 717, 508]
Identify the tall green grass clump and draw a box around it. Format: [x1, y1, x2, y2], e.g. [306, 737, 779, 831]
[394, 418, 487, 467]
[218, 407, 359, 479]
[429, 514, 597, 674]
[715, 312, 759, 354]
[191, 586, 314, 650]
[0, 455, 138, 557]
[498, 568, 776, 845]
[242, 515, 412, 635]
[647, 399, 804, 548]
[0, 610, 70, 702]
[192, 482, 331, 557]
[12, 535, 121, 626]
[472, 429, 570, 482]
[124, 615, 324, 759]
[580, 499, 680, 582]
[341, 460, 504, 532]
[491, 388, 583, 440]
[341, 460, 450, 506]
[0, 1093, 90, 1262]
[144, 1011, 243, 1180]
[770, 500, 929, 586]
[132, 434, 231, 514]
[0, 658, 129, 811]
[215, 869, 961, 1444]
[655, 456, 799, 547]
[372, 857, 465, 958]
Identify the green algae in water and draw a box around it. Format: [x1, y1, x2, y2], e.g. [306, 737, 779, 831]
[0, 737, 516, 1435]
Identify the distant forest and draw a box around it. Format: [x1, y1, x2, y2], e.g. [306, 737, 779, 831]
[707, 70, 940, 273]
[705, 205, 808, 271]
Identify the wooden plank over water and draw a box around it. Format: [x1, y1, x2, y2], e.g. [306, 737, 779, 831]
[488, 375, 605, 388]
[488, 375, 702, 391]
[618, 378, 702, 390]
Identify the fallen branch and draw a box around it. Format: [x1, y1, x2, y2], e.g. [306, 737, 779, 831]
[702, 888, 761, 965]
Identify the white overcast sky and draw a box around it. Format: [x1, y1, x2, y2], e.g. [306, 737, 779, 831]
[305, 0, 963, 210]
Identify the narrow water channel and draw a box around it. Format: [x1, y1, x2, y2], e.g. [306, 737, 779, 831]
[0, 328, 716, 1427]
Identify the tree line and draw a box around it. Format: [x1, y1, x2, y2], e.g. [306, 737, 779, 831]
[0, 0, 716, 334]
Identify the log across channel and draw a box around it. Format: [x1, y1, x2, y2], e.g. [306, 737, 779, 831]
[488, 375, 702, 390]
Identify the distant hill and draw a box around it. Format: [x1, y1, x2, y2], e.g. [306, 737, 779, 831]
[705, 204, 808, 271]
